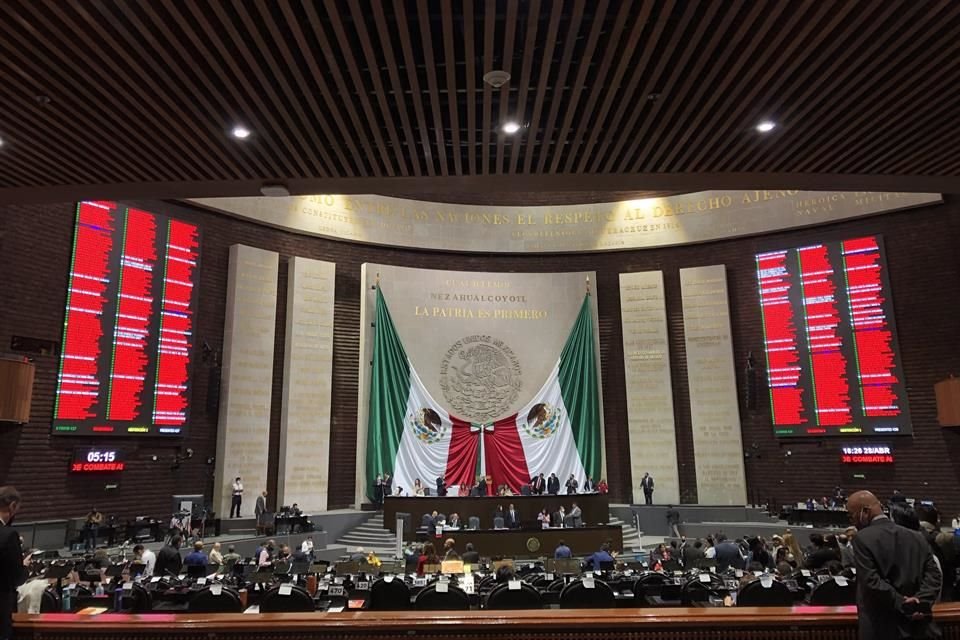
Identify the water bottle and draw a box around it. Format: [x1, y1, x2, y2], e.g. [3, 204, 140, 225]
[95, 583, 105, 597]
[62, 588, 72, 612]
[114, 586, 123, 612]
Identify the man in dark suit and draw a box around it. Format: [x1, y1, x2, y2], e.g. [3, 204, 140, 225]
[531, 473, 546, 495]
[383, 474, 392, 498]
[0, 486, 27, 640]
[547, 473, 560, 495]
[641, 472, 655, 505]
[155, 536, 183, 578]
[847, 490, 941, 640]
[461, 543, 480, 565]
[505, 503, 521, 529]
[436, 476, 447, 497]
[713, 534, 744, 571]
[551, 506, 567, 528]
[255, 490, 268, 535]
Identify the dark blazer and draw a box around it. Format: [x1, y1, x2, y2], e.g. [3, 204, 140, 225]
[641, 476, 655, 493]
[461, 550, 480, 564]
[505, 510, 521, 529]
[155, 544, 183, 578]
[0, 525, 26, 594]
[532, 477, 546, 494]
[550, 511, 566, 527]
[547, 476, 560, 495]
[853, 516, 942, 640]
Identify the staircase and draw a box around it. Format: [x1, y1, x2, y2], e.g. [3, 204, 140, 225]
[609, 514, 643, 552]
[335, 513, 396, 554]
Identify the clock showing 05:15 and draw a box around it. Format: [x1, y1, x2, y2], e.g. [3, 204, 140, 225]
[70, 449, 125, 473]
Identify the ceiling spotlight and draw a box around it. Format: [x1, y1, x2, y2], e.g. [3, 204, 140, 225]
[482, 70, 511, 88]
[755, 120, 776, 133]
[231, 125, 251, 140]
[502, 121, 521, 135]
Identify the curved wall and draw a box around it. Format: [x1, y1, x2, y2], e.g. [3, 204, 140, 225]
[2, 196, 959, 521]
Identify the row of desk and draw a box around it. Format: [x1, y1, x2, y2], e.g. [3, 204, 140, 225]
[413, 525, 624, 556]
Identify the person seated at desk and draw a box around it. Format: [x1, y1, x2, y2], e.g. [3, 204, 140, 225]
[597, 478, 609, 494]
[413, 479, 424, 496]
[551, 506, 567, 528]
[585, 542, 614, 571]
[221, 545, 242, 566]
[184, 540, 208, 567]
[417, 542, 439, 576]
[652, 547, 673, 572]
[554, 540, 572, 559]
[458, 483, 471, 497]
[505, 503, 521, 529]
[443, 538, 460, 560]
[537, 508, 550, 529]
[447, 513, 461, 529]
[209, 541, 223, 566]
[565, 474, 578, 495]
[498, 484, 514, 497]
[290, 503, 302, 517]
[461, 543, 480, 565]
[132, 544, 156, 577]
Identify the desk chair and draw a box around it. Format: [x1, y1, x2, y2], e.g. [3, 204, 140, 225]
[485, 581, 542, 610]
[468, 516, 480, 530]
[188, 586, 244, 613]
[559, 578, 615, 609]
[809, 576, 856, 606]
[493, 517, 505, 529]
[260, 584, 316, 612]
[414, 582, 470, 610]
[737, 578, 794, 607]
[369, 577, 412, 610]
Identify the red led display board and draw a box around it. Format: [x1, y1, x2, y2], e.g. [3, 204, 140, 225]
[756, 235, 910, 437]
[53, 201, 200, 437]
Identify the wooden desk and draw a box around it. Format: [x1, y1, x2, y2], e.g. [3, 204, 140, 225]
[384, 494, 609, 532]
[14, 604, 960, 640]
[431, 524, 624, 556]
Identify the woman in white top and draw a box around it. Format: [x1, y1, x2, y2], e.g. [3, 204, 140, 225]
[414, 479, 424, 496]
[704, 537, 717, 559]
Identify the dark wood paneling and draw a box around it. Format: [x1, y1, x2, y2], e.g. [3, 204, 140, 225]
[2, 197, 960, 523]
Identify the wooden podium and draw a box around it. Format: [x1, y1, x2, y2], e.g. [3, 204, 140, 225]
[0, 356, 35, 423]
[935, 376, 960, 427]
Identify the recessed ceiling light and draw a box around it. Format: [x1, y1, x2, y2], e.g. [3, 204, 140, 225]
[755, 121, 776, 133]
[231, 125, 252, 140]
[502, 121, 521, 134]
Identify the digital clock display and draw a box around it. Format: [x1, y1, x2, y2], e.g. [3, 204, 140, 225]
[70, 448, 125, 472]
[841, 444, 894, 464]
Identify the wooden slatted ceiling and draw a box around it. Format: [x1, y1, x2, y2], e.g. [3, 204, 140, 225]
[0, 0, 959, 206]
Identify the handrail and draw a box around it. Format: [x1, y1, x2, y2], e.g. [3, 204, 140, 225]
[13, 604, 960, 632]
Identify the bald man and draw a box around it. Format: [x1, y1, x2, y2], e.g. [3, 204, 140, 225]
[846, 490, 941, 640]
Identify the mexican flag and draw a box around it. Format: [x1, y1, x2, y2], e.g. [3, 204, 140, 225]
[366, 288, 601, 501]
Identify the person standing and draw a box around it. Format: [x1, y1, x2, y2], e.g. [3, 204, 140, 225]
[554, 540, 572, 559]
[155, 536, 183, 578]
[547, 473, 560, 495]
[436, 476, 447, 497]
[184, 541, 209, 567]
[0, 487, 27, 640]
[506, 504, 520, 529]
[565, 474, 579, 495]
[666, 505, 681, 538]
[641, 473, 655, 505]
[846, 490, 941, 640]
[383, 473, 392, 499]
[374, 475, 383, 508]
[532, 473, 546, 495]
[230, 477, 243, 518]
[255, 491, 268, 535]
[84, 506, 103, 551]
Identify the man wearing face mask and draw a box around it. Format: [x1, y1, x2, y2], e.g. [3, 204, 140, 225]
[846, 490, 942, 640]
[0, 486, 28, 640]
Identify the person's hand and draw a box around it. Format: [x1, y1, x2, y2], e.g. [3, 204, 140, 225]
[23, 553, 32, 567]
[903, 596, 927, 621]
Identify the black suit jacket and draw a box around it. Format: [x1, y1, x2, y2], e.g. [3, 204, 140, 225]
[532, 477, 545, 494]
[155, 544, 183, 578]
[853, 516, 941, 640]
[547, 477, 560, 495]
[461, 550, 480, 564]
[550, 511, 566, 527]
[506, 510, 520, 529]
[0, 525, 26, 594]
[641, 477, 654, 493]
